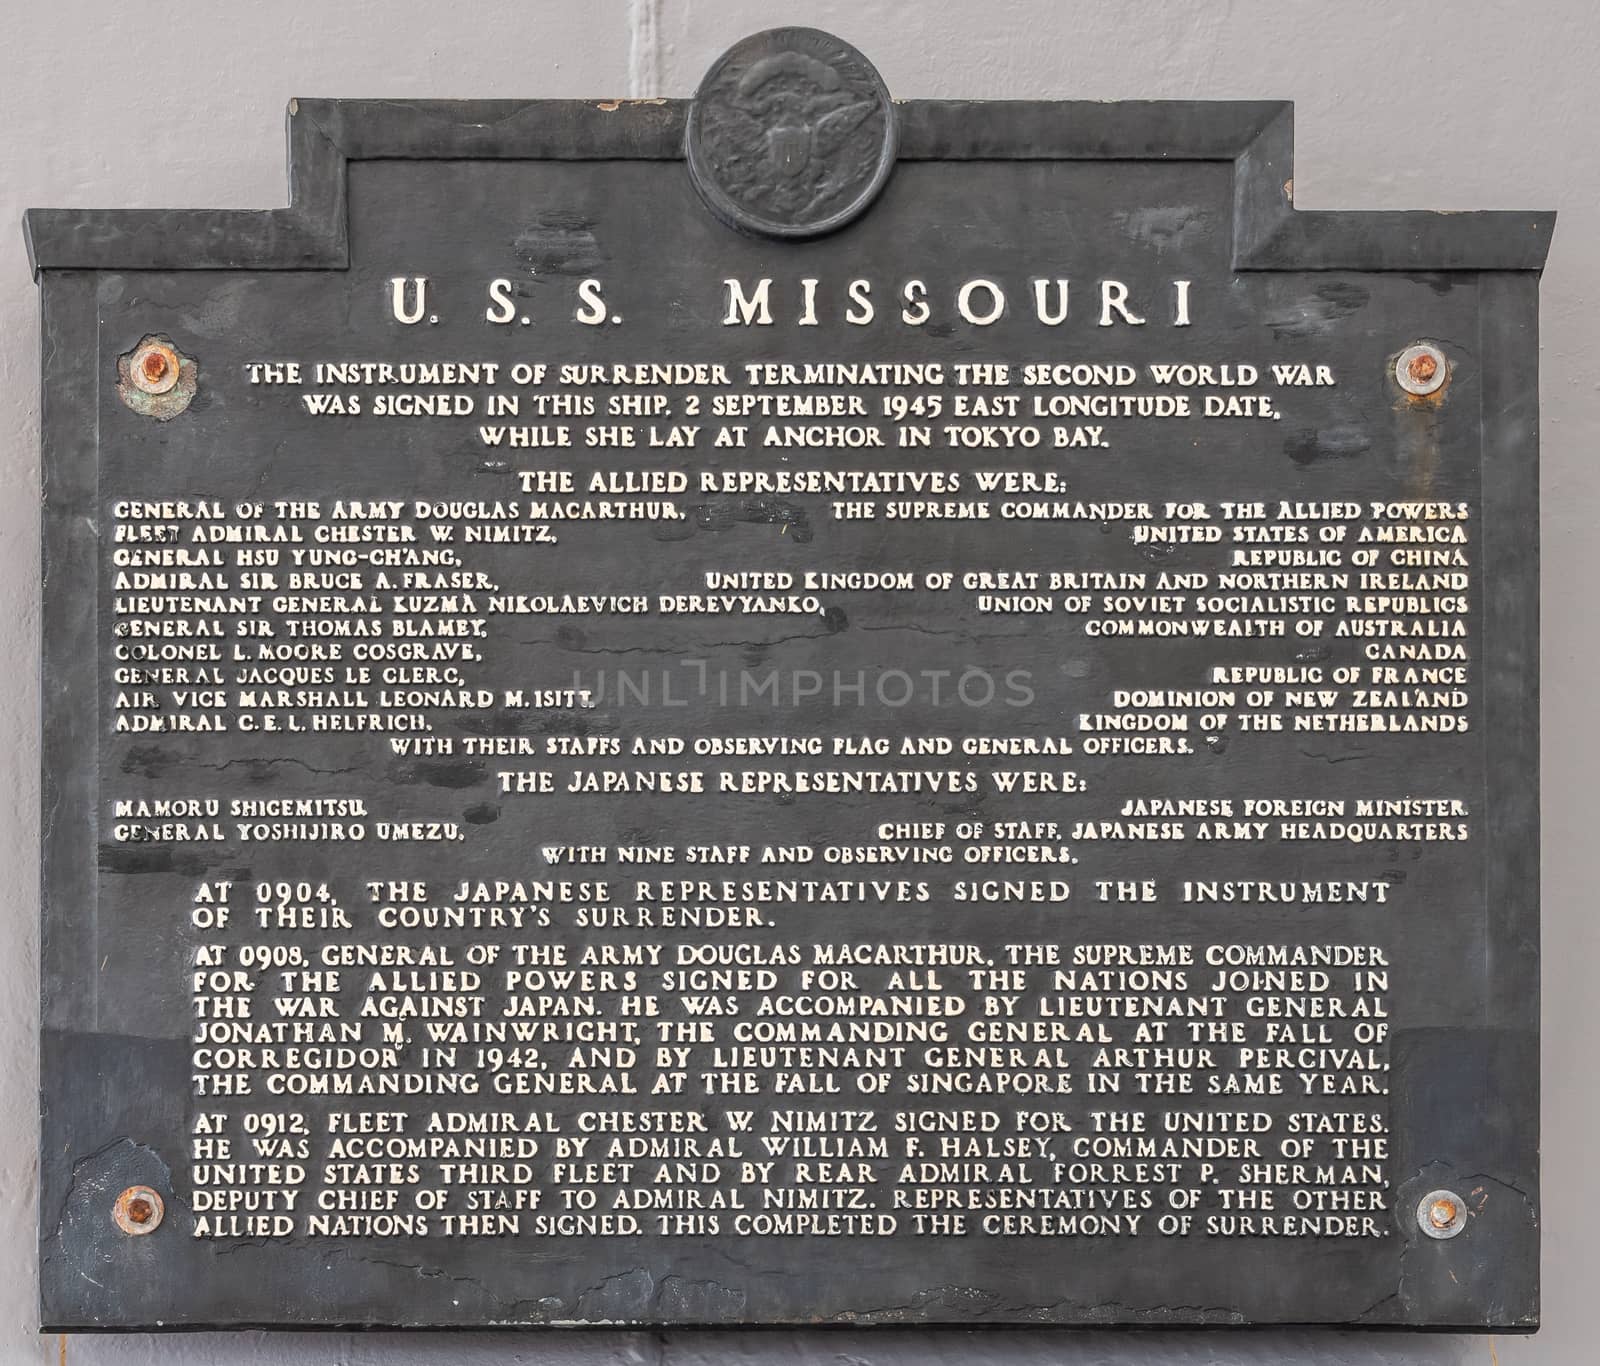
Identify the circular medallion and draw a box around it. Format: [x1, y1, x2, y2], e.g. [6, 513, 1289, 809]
[687, 28, 897, 238]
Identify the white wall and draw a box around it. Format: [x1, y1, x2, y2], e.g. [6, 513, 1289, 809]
[4, 1, 1595, 1361]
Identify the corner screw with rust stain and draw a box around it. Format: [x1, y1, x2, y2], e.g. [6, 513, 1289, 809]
[113, 1185, 165, 1236]
[1416, 1188, 1467, 1240]
[1395, 342, 1449, 397]
[129, 341, 181, 396]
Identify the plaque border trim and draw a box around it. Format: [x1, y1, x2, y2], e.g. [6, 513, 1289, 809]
[24, 99, 1554, 277]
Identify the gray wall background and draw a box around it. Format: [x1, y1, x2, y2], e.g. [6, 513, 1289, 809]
[3, 0, 1594, 1362]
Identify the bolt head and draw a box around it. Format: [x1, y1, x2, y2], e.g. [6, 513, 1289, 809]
[1417, 1188, 1467, 1239]
[113, 1185, 165, 1236]
[129, 342, 181, 396]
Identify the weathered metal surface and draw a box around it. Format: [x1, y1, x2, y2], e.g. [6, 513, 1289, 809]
[26, 28, 1548, 1336]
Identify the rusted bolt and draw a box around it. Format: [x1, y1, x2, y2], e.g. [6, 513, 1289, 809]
[1395, 342, 1448, 397]
[113, 1185, 165, 1236]
[1417, 1188, 1466, 1240]
[129, 341, 181, 396]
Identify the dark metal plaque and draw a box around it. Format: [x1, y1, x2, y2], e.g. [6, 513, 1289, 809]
[28, 30, 1549, 1333]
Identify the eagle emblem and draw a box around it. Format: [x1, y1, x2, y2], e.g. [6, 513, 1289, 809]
[688, 29, 897, 238]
